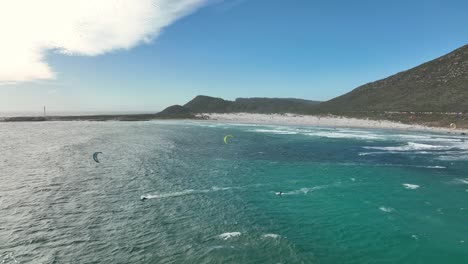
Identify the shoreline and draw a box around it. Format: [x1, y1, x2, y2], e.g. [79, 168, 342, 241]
[2, 112, 467, 135]
[199, 113, 468, 135]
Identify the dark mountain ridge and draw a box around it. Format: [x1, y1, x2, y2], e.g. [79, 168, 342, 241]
[184, 95, 321, 114]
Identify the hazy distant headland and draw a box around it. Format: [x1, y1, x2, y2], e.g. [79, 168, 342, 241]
[3, 44, 468, 129]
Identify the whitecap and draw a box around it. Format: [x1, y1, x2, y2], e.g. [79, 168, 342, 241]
[453, 178, 468, 185]
[424, 166, 446, 169]
[211, 186, 237, 191]
[364, 142, 450, 152]
[218, 232, 241, 240]
[261, 233, 280, 239]
[141, 186, 236, 200]
[141, 189, 200, 199]
[403, 183, 420, 190]
[438, 154, 468, 161]
[306, 131, 381, 140]
[281, 186, 325, 195]
[379, 206, 395, 213]
[251, 129, 298, 135]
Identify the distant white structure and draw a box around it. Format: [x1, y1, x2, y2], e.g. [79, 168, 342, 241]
[43, 106, 46, 117]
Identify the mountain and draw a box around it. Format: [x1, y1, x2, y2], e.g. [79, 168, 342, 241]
[232, 98, 320, 113]
[154, 105, 195, 119]
[318, 45, 468, 113]
[184, 95, 232, 113]
[184, 95, 321, 114]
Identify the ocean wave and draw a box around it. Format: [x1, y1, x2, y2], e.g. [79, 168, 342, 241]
[452, 178, 468, 185]
[424, 166, 446, 169]
[379, 206, 395, 213]
[306, 132, 381, 140]
[438, 154, 468, 161]
[394, 134, 463, 142]
[251, 129, 299, 135]
[277, 185, 327, 196]
[359, 152, 386, 156]
[218, 232, 241, 240]
[250, 127, 383, 140]
[364, 142, 450, 152]
[141, 186, 237, 200]
[403, 183, 420, 189]
[347, 161, 447, 169]
[1, 252, 19, 264]
[261, 233, 280, 239]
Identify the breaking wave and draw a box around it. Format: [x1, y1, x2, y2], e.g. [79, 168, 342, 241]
[364, 142, 450, 151]
[218, 232, 241, 240]
[403, 183, 420, 190]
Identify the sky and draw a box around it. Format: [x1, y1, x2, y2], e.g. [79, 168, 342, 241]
[1, 0, 468, 113]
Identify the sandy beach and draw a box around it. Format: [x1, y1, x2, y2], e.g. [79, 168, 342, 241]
[199, 113, 468, 135]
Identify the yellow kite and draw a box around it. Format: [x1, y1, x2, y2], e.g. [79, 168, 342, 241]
[224, 135, 234, 144]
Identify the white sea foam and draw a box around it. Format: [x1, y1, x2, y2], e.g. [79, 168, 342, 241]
[425, 166, 446, 169]
[438, 154, 468, 161]
[364, 142, 449, 152]
[218, 232, 241, 240]
[379, 206, 395, 213]
[141, 189, 202, 199]
[261, 233, 280, 239]
[403, 183, 420, 190]
[453, 178, 468, 185]
[307, 131, 381, 140]
[141, 186, 236, 200]
[251, 129, 298, 135]
[282, 186, 325, 195]
[350, 161, 446, 170]
[250, 126, 383, 140]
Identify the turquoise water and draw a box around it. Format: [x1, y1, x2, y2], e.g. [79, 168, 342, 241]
[1, 121, 467, 263]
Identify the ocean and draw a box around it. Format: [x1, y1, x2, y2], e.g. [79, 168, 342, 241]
[1, 121, 467, 263]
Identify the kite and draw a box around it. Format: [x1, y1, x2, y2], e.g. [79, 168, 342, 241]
[93, 152, 102, 163]
[224, 135, 234, 144]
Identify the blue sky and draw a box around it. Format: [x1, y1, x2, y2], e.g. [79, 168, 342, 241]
[2, 0, 468, 113]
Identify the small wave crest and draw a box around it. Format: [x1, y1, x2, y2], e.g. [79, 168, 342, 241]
[251, 129, 298, 135]
[261, 233, 280, 239]
[308, 131, 381, 140]
[379, 206, 395, 213]
[453, 178, 468, 185]
[141, 186, 237, 200]
[364, 142, 449, 152]
[250, 127, 382, 140]
[403, 183, 420, 190]
[425, 166, 446, 169]
[279, 186, 325, 195]
[218, 232, 241, 240]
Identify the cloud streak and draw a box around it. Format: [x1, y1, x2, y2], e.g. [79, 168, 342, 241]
[0, 0, 209, 83]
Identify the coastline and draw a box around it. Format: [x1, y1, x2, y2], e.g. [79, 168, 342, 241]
[2, 112, 467, 135]
[198, 113, 468, 135]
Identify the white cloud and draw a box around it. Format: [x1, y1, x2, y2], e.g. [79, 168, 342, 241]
[0, 0, 209, 83]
